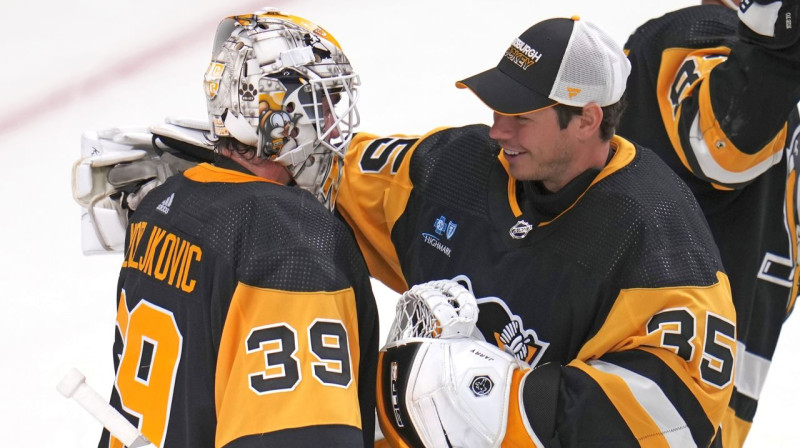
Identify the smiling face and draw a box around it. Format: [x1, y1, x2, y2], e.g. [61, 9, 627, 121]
[489, 107, 580, 191]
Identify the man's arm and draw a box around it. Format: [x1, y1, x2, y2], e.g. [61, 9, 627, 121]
[643, 0, 800, 189]
[380, 276, 736, 447]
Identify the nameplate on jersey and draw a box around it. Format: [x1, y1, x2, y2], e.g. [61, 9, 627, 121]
[122, 221, 203, 293]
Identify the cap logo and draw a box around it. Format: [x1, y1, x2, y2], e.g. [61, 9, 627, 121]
[504, 38, 542, 71]
[567, 87, 581, 99]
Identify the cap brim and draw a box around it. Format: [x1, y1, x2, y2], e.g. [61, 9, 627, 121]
[456, 67, 556, 115]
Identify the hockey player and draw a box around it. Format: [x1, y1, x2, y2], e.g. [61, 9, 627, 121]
[340, 17, 736, 446]
[618, 1, 800, 445]
[93, 11, 378, 448]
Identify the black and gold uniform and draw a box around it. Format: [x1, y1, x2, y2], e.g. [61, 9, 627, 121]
[337, 125, 736, 446]
[100, 161, 378, 448]
[619, 5, 800, 445]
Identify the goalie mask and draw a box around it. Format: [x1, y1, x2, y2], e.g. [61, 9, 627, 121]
[204, 9, 360, 209]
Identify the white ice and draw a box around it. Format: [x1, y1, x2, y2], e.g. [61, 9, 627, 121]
[1, 0, 797, 446]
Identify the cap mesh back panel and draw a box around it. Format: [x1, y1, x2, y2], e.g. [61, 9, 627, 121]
[552, 22, 611, 106]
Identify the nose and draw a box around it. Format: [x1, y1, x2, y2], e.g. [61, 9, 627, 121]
[489, 112, 513, 141]
[323, 103, 340, 140]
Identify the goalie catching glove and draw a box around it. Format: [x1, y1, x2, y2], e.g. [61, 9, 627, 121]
[377, 280, 535, 448]
[71, 117, 213, 254]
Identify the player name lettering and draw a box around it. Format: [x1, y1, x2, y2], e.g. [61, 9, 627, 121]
[122, 221, 203, 293]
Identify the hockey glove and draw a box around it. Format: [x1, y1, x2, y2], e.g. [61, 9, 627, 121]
[377, 279, 534, 447]
[72, 117, 214, 254]
[385, 279, 480, 341]
[739, 0, 800, 49]
[377, 338, 528, 448]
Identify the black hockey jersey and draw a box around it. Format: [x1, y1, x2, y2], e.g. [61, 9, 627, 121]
[100, 162, 378, 448]
[337, 125, 736, 446]
[620, 6, 800, 446]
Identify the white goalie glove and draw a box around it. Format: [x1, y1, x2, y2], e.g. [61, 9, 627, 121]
[377, 279, 530, 448]
[385, 279, 480, 341]
[738, 0, 800, 49]
[72, 117, 214, 254]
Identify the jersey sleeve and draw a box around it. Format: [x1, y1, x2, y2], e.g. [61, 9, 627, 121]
[645, 31, 797, 189]
[505, 272, 736, 446]
[337, 131, 439, 293]
[214, 283, 367, 447]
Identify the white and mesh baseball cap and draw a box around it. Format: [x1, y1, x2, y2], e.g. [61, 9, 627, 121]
[456, 16, 631, 114]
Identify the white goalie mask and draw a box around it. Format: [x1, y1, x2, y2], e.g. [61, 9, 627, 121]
[204, 9, 360, 209]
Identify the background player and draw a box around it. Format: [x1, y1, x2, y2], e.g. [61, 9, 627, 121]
[619, 1, 800, 444]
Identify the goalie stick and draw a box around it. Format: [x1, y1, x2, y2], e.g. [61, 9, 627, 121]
[57, 368, 155, 448]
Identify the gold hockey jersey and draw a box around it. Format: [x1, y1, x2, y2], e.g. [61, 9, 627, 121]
[101, 161, 379, 448]
[620, 5, 800, 446]
[337, 126, 736, 446]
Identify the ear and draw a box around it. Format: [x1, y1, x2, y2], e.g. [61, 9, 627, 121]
[574, 103, 603, 140]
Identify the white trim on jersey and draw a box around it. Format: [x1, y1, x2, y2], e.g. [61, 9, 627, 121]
[688, 113, 784, 185]
[588, 360, 697, 447]
[735, 341, 772, 400]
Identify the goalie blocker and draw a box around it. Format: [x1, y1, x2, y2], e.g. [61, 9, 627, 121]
[377, 338, 540, 448]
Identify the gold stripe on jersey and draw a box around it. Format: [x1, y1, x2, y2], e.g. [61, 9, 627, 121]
[657, 47, 729, 173]
[498, 152, 524, 218]
[656, 47, 787, 187]
[573, 272, 735, 431]
[215, 283, 363, 447]
[571, 359, 671, 446]
[499, 136, 637, 227]
[695, 81, 787, 175]
[503, 369, 542, 447]
[339, 132, 438, 293]
[720, 407, 752, 448]
[785, 169, 799, 313]
[183, 163, 283, 184]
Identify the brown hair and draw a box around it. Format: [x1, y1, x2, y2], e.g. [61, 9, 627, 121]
[552, 99, 627, 141]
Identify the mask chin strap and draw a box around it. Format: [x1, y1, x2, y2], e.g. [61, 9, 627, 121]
[273, 140, 318, 171]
